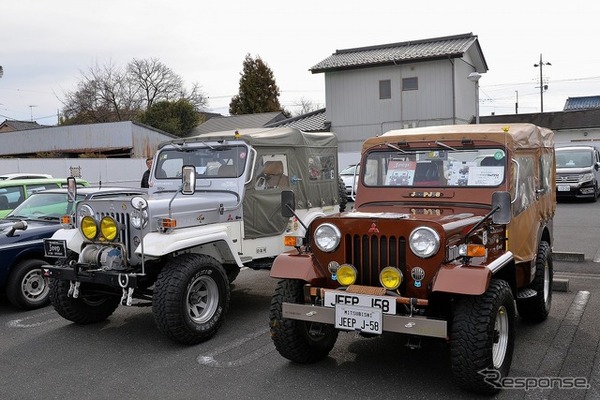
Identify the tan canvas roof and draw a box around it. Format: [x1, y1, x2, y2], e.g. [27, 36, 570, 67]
[362, 123, 554, 153]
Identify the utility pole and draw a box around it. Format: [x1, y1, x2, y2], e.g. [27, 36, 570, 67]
[534, 54, 551, 112]
[515, 91, 519, 114]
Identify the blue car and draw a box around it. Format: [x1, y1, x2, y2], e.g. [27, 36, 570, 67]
[0, 186, 144, 310]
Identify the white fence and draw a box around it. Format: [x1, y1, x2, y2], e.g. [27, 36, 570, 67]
[0, 158, 148, 188]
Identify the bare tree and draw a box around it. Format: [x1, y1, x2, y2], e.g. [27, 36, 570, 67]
[61, 58, 207, 125]
[292, 97, 323, 116]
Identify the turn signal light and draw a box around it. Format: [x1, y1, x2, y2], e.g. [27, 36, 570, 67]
[284, 236, 302, 247]
[459, 244, 487, 257]
[160, 218, 177, 229]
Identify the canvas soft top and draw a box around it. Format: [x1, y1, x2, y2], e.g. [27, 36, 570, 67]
[363, 123, 554, 152]
[164, 127, 337, 149]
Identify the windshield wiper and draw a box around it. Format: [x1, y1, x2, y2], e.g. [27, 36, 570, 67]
[435, 141, 457, 151]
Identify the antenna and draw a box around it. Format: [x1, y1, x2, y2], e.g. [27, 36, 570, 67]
[28, 105, 38, 121]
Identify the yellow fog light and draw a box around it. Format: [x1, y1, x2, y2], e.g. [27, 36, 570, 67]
[380, 266, 403, 290]
[100, 216, 118, 241]
[81, 216, 98, 240]
[337, 264, 357, 286]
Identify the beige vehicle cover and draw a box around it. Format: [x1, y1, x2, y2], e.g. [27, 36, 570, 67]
[362, 123, 556, 264]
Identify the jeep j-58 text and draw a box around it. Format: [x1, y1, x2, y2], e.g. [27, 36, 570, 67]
[43, 127, 344, 344]
[269, 123, 555, 394]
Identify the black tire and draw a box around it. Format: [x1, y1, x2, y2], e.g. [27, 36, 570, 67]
[338, 176, 348, 212]
[517, 241, 552, 322]
[450, 279, 515, 394]
[6, 259, 50, 310]
[49, 279, 120, 324]
[270, 279, 338, 363]
[153, 254, 230, 345]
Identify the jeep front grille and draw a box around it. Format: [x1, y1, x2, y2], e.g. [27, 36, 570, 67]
[95, 211, 133, 259]
[344, 234, 407, 285]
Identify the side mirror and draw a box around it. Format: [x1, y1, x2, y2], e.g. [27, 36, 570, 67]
[67, 176, 77, 203]
[181, 165, 196, 195]
[281, 190, 296, 218]
[7, 220, 28, 237]
[492, 191, 512, 225]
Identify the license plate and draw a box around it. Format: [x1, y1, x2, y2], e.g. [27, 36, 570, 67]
[44, 239, 67, 258]
[558, 185, 571, 192]
[335, 304, 383, 334]
[324, 291, 396, 314]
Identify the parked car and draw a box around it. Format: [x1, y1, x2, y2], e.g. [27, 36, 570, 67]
[555, 145, 600, 201]
[0, 173, 53, 180]
[0, 178, 90, 219]
[0, 185, 144, 310]
[340, 164, 359, 200]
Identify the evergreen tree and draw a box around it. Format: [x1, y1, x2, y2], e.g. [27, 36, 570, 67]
[140, 99, 201, 137]
[229, 54, 282, 115]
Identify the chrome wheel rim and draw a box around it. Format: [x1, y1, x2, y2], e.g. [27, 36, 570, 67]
[187, 275, 219, 323]
[492, 305, 509, 368]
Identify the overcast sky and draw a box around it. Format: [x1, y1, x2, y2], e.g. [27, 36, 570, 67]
[2, 1, 600, 125]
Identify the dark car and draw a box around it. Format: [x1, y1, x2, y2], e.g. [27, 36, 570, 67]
[0, 186, 144, 310]
[555, 145, 600, 201]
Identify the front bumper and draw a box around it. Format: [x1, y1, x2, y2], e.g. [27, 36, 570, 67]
[556, 181, 596, 199]
[43, 264, 140, 289]
[282, 302, 447, 338]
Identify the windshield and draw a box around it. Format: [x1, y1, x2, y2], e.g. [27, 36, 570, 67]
[363, 148, 506, 188]
[340, 164, 359, 175]
[556, 149, 593, 168]
[7, 192, 84, 219]
[155, 144, 248, 180]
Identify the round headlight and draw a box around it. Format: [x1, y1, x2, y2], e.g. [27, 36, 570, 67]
[314, 223, 341, 252]
[78, 204, 94, 224]
[131, 209, 148, 229]
[409, 227, 440, 258]
[337, 264, 357, 286]
[80, 216, 98, 240]
[100, 216, 118, 241]
[380, 266, 403, 290]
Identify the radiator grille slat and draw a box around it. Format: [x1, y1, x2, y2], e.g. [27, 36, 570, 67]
[345, 234, 406, 286]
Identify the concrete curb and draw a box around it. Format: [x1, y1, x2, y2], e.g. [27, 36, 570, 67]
[553, 278, 569, 292]
[553, 251, 585, 262]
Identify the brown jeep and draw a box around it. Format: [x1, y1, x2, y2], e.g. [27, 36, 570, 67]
[269, 123, 555, 394]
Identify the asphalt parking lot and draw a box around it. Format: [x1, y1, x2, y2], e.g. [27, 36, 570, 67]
[0, 200, 598, 399]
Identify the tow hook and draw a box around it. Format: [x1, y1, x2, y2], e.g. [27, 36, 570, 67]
[68, 281, 81, 298]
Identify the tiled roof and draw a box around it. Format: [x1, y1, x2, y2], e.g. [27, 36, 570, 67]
[563, 96, 600, 111]
[189, 112, 287, 136]
[311, 33, 484, 73]
[479, 109, 600, 131]
[0, 119, 43, 132]
[266, 108, 329, 132]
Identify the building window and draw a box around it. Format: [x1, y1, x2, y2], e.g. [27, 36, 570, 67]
[402, 77, 418, 91]
[379, 80, 391, 99]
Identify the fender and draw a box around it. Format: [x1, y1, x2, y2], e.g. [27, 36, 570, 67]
[138, 224, 244, 267]
[270, 252, 328, 285]
[293, 208, 333, 237]
[432, 252, 514, 296]
[51, 228, 84, 254]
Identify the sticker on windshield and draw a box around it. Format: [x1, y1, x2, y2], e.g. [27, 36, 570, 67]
[494, 151, 505, 160]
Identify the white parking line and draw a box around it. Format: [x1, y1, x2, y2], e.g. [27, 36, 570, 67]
[196, 327, 274, 368]
[6, 310, 62, 328]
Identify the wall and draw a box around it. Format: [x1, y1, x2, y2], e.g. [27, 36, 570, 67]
[0, 158, 147, 188]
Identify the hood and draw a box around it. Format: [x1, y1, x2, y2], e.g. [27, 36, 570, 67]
[0, 219, 61, 246]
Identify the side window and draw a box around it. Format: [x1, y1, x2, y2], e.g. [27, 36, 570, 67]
[308, 155, 336, 181]
[379, 80, 391, 100]
[402, 77, 418, 91]
[0, 186, 25, 209]
[255, 155, 289, 190]
[513, 155, 535, 215]
[539, 152, 553, 194]
[26, 183, 60, 196]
